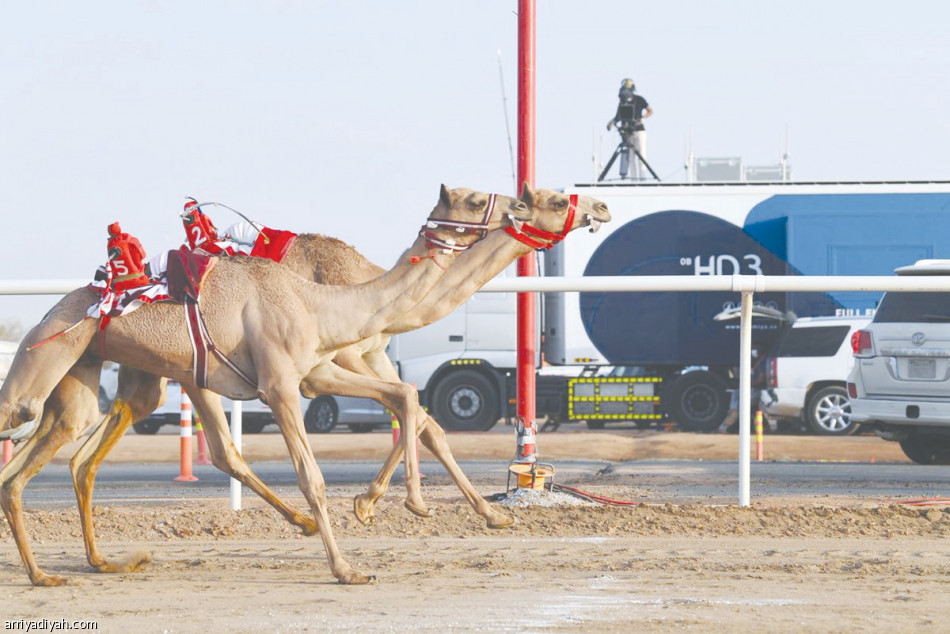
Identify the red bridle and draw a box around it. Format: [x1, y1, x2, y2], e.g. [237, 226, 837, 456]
[421, 193, 498, 252]
[504, 195, 578, 250]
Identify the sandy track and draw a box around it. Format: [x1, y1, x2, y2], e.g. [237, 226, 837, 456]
[3, 431, 944, 631]
[2, 483, 949, 632]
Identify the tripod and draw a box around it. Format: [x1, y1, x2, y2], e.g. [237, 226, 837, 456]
[598, 126, 660, 182]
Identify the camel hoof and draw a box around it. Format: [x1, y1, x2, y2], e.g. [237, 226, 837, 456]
[338, 571, 376, 585]
[353, 494, 375, 526]
[299, 519, 320, 536]
[33, 573, 68, 587]
[404, 499, 431, 518]
[93, 551, 152, 573]
[487, 512, 516, 529]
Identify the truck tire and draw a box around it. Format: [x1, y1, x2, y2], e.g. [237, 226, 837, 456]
[305, 397, 338, 434]
[666, 371, 729, 433]
[132, 419, 162, 435]
[805, 386, 857, 436]
[898, 434, 950, 465]
[430, 370, 499, 432]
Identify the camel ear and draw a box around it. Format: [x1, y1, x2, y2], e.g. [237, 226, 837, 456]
[519, 182, 535, 206]
[440, 184, 452, 206]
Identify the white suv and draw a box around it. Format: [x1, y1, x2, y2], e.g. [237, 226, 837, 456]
[848, 260, 950, 464]
[760, 315, 871, 435]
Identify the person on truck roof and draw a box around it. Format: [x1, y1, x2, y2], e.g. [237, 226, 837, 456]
[607, 78, 653, 179]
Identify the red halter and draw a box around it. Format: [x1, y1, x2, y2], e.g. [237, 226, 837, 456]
[504, 195, 577, 250]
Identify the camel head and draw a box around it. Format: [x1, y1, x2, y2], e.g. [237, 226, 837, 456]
[515, 184, 611, 247]
[424, 185, 532, 250]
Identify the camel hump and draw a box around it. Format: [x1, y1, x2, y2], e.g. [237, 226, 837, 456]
[166, 250, 218, 302]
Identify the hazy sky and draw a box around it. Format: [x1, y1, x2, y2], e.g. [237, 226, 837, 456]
[3, 1, 950, 330]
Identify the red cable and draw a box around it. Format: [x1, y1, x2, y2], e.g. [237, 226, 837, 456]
[551, 483, 640, 506]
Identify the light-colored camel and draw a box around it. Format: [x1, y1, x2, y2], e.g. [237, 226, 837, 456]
[60, 186, 609, 579]
[73, 188, 610, 528]
[0, 186, 528, 586]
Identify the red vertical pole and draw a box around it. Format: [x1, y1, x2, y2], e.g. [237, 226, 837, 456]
[2, 439, 12, 467]
[515, 0, 537, 463]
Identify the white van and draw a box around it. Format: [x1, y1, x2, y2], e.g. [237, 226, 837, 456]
[760, 315, 872, 435]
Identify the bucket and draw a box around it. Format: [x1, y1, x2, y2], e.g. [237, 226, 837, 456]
[508, 463, 555, 490]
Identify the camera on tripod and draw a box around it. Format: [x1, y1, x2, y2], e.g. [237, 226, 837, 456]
[598, 78, 658, 182]
[615, 81, 641, 134]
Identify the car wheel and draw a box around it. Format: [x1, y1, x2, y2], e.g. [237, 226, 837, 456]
[430, 369, 499, 432]
[98, 386, 113, 414]
[665, 371, 729, 433]
[348, 423, 375, 433]
[242, 418, 267, 434]
[305, 397, 338, 434]
[132, 419, 162, 435]
[805, 386, 857, 436]
[586, 420, 606, 430]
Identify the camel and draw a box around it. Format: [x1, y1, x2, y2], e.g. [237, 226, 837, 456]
[65, 186, 610, 561]
[41, 186, 610, 582]
[0, 186, 530, 586]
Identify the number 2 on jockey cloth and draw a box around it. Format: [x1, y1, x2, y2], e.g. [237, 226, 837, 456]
[190, 225, 207, 246]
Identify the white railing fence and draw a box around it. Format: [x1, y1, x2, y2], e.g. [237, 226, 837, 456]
[5, 275, 950, 507]
[480, 274, 950, 506]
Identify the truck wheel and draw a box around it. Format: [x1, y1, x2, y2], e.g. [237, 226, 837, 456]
[805, 386, 857, 436]
[132, 419, 162, 435]
[430, 370, 499, 432]
[898, 434, 950, 465]
[305, 397, 338, 434]
[666, 372, 729, 433]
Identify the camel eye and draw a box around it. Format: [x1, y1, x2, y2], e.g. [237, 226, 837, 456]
[554, 200, 567, 210]
[469, 199, 486, 211]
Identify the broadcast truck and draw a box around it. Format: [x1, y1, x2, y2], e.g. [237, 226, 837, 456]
[387, 180, 950, 432]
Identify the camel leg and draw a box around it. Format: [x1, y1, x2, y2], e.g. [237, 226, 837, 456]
[347, 349, 512, 528]
[0, 308, 98, 436]
[351, 405, 426, 525]
[355, 411, 514, 529]
[262, 368, 372, 585]
[302, 358, 428, 518]
[184, 386, 320, 536]
[0, 360, 101, 586]
[69, 367, 167, 573]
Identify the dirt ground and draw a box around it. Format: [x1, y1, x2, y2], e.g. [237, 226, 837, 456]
[2, 429, 948, 632]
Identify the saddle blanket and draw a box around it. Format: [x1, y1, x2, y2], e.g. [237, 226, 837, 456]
[87, 250, 217, 319]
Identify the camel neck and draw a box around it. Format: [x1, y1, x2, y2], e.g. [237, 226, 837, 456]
[306, 233, 458, 348]
[384, 230, 530, 334]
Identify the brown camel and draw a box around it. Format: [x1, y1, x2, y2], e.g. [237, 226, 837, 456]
[66, 186, 609, 579]
[0, 186, 529, 586]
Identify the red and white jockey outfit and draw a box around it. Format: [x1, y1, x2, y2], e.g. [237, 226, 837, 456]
[181, 198, 227, 256]
[106, 222, 150, 293]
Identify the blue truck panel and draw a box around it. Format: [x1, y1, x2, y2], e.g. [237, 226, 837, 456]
[746, 193, 950, 312]
[579, 209, 840, 366]
[578, 192, 950, 368]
